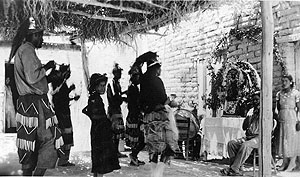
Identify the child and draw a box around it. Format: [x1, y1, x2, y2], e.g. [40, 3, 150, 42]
[82, 73, 120, 177]
[5, 76, 16, 132]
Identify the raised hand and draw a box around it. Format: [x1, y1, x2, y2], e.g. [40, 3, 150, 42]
[73, 95, 80, 101]
[44, 60, 56, 70]
[69, 84, 75, 91]
[62, 70, 71, 80]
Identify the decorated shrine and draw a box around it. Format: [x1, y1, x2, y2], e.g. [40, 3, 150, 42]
[212, 60, 260, 117]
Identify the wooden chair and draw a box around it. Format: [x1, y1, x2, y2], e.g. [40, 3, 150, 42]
[252, 119, 277, 176]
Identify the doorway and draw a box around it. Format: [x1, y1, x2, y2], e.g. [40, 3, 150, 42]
[4, 63, 18, 133]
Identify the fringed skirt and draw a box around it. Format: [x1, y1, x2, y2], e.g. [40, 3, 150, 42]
[143, 105, 179, 154]
[125, 112, 143, 147]
[16, 94, 64, 169]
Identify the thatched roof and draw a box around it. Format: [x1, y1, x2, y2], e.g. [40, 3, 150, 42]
[0, 0, 212, 42]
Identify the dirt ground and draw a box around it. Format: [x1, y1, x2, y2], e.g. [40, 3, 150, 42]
[1, 134, 300, 177]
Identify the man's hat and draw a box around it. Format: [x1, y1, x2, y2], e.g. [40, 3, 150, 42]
[27, 17, 43, 35]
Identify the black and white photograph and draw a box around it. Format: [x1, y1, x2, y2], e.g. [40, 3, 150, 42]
[1, 0, 300, 177]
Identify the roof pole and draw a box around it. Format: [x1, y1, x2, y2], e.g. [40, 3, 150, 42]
[259, 1, 273, 177]
[81, 37, 90, 89]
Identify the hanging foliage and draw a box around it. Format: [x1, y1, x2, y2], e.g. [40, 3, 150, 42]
[204, 25, 286, 116]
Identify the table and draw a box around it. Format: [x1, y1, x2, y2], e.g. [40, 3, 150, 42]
[202, 117, 245, 158]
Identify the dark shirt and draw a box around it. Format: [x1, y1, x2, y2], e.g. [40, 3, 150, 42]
[107, 79, 123, 113]
[52, 82, 71, 114]
[140, 72, 167, 113]
[127, 84, 140, 115]
[242, 107, 259, 140]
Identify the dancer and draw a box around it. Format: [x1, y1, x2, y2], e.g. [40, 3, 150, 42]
[82, 73, 121, 177]
[125, 65, 146, 166]
[49, 64, 80, 167]
[107, 63, 127, 158]
[139, 51, 179, 177]
[11, 17, 64, 176]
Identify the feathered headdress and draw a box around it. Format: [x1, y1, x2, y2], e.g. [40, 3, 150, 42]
[129, 51, 160, 76]
[134, 51, 158, 67]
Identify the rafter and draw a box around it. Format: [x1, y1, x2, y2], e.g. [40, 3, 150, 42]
[138, 0, 169, 10]
[56, 10, 128, 22]
[58, 0, 151, 14]
[122, 16, 169, 34]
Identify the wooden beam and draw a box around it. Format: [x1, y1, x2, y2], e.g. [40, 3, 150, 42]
[259, 1, 273, 177]
[138, 0, 169, 10]
[56, 10, 127, 22]
[121, 16, 169, 34]
[295, 41, 300, 90]
[81, 38, 90, 89]
[58, 0, 151, 14]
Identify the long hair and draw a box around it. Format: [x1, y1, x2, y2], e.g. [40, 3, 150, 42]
[8, 17, 30, 62]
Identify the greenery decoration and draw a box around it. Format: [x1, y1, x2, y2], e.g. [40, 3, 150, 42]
[204, 25, 287, 116]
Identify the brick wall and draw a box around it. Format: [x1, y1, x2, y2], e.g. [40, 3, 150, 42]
[141, 1, 300, 114]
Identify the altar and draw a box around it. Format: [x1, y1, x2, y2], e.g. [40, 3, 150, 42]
[202, 117, 245, 159]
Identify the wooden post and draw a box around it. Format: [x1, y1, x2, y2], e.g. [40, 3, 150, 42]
[81, 38, 90, 89]
[259, 1, 273, 177]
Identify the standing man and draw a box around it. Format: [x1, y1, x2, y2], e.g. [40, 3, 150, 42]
[49, 64, 80, 167]
[107, 63, 127, 158]
[11, 17, 64, 176]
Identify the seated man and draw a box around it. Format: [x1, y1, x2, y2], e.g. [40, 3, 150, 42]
[220, 92, 260, 176]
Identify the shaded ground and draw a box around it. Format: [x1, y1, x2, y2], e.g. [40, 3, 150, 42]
[1, 134, 300, 177]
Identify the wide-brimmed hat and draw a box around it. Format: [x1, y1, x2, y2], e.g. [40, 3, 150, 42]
[90, 73, 108, 84]
[88, 73, 108, 92]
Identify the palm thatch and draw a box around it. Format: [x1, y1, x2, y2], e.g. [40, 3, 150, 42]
[0, 0, 212, 42]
